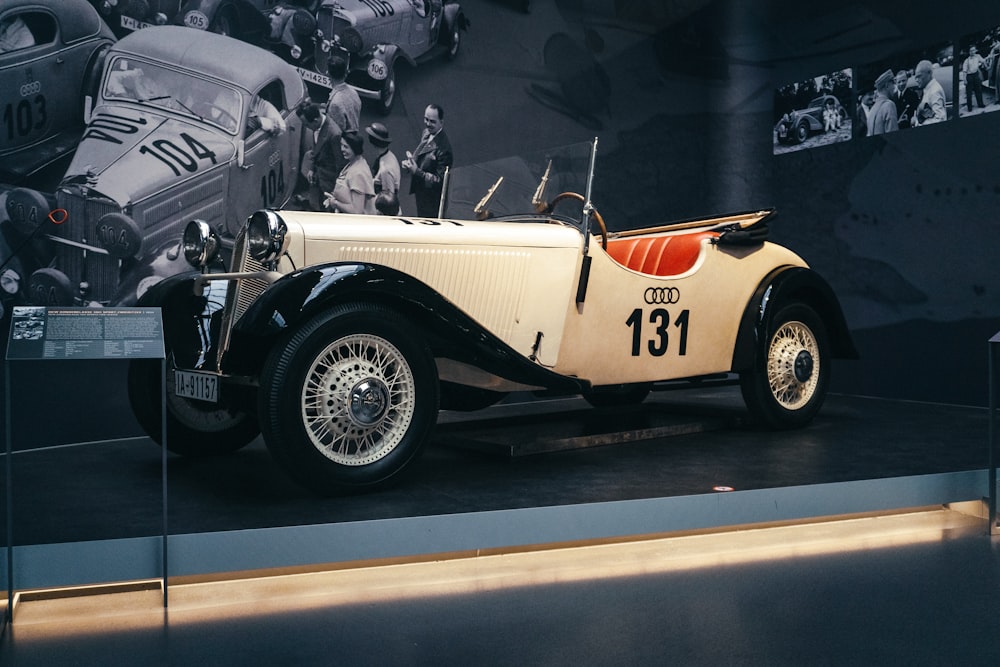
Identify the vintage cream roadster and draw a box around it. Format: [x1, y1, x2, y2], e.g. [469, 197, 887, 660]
[128, 140, 856, 494]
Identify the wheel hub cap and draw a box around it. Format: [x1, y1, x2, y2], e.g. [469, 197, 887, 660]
[793, 350, 814, 383]
[348, 378, 389, 427]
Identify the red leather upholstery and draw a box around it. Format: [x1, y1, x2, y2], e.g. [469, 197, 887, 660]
[606, 232, 717, 276]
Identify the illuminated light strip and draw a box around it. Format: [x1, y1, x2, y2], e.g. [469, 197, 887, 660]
[6, 508, 981, 635]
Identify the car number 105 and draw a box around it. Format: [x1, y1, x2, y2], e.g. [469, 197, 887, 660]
[175, 370, 219, 403]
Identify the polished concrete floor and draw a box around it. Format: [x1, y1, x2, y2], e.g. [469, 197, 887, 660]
[2, 507, 999, 666]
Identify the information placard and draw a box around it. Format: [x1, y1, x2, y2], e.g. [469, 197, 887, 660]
[5, 307, 165, 361]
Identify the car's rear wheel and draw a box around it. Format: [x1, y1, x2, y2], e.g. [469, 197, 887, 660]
[259, 303, 438, 495]
[127, 354, 260, 456]
[740, 303, 829, 429]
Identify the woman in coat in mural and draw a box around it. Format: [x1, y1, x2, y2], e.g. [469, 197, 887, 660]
[323, 131, 376, 215]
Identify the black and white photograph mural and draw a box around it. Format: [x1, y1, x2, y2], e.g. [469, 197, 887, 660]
[773, 68, 853, 154]
[957, 25, 1000, 118]
[1, 0, 999, 560]
[855, 40, 954, 136]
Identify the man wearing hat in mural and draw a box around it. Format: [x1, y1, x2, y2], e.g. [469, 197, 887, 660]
[366, 122, 401, 215]
[867, 69, 899, 136]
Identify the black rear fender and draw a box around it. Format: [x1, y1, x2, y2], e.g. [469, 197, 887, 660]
[732, 266, 858, 372]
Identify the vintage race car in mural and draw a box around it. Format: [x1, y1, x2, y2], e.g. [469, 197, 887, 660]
[0, 26, 306, 313]
[89, 1, 320, 67]
[306, 0, 469, 113]
[0, 0, 116, 183]
[127, 140, 857, 496]
[89, 0, 274, 38]
[774, 94, 847, 144]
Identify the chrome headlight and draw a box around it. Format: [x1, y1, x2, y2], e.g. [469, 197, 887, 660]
[247, 210, 287, 264]
[339, 28, 364, 54]
[183, 219, 220, 269]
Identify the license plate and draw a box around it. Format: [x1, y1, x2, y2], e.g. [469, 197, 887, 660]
[297, 67, 332, 89]
[120, 15, 153, 31]
[175, 370, 219, 403]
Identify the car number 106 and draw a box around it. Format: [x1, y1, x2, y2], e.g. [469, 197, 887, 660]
[175, 370, 219, 403]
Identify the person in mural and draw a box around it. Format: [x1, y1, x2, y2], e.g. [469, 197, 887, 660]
[325, 55, 361, 174]
[894, 69, 920, 129]
[961, 45, 986, 112]
[867, 69, 899, 136]
[366, 122, 402, 215]
[299, 102, 341, 211]
[913, 59, 946, 125]
[247, 94, 286, 136]
[402, 103, 453, 217]
[823, 98, 840, 132]
[855, 91, 873, 137]
[0, 14, 34, 53]
[323, 131, 376, 214]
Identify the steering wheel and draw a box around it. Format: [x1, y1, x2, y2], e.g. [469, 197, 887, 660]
[547, 191, 608, 250]
[198, 103, 239, 133]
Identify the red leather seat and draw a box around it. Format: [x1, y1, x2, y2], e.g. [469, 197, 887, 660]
[606, 232, 717, 276]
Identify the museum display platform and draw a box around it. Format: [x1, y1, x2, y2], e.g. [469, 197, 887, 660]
[2, 382, 991, 591]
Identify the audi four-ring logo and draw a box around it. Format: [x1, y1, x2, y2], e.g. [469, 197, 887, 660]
[19, 81, 41, 97]
[644, 287, 681, 304]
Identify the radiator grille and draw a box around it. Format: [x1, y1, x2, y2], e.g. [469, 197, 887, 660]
[51, 190, 121, 304]
[216, 227, 270, 368]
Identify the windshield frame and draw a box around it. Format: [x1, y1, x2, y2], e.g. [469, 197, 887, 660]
[101, 55, 245, 136]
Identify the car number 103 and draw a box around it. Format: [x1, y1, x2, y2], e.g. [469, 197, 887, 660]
[175, 370, 219, 403]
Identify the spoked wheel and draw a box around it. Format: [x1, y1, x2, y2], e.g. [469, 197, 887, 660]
[740, 303, 829, 429]
[127, 354, 260, 456]
[259, 303, 438, 495]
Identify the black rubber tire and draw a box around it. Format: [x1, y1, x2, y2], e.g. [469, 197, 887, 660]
[446, 23, 461, 60]
[258, 303, 438, 495]
[127, 355, 260, 456]
[583, 383, 652, 408]
[794, 122, 809, 143]
[739, 303, 830, 429]
[376, 67, 396, 115]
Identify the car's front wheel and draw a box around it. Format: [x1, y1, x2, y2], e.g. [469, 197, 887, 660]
[258, 303, 438, 495]
[794, 122, 810, 143]
[446, 23, 462, 60]
[127, 354, 260, 456]
[739, 303, 829, 429]
[376, 67, 396, 115]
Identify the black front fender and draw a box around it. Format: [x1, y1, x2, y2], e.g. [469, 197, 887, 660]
[227, 262, 584, 392]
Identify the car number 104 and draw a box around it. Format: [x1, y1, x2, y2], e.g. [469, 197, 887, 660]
[626, 308, 689, 357]
[175, 370, 219, 403]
